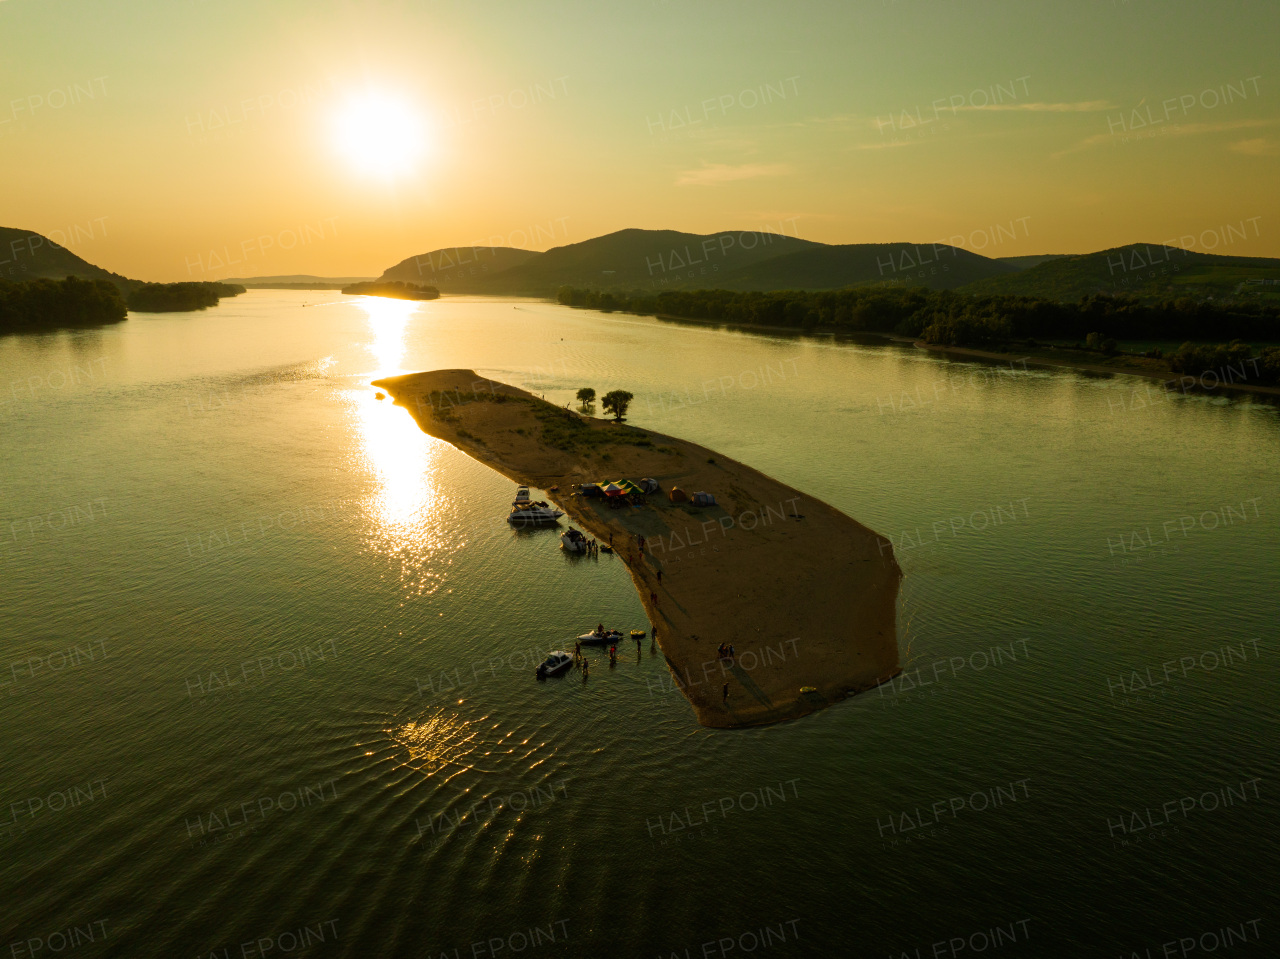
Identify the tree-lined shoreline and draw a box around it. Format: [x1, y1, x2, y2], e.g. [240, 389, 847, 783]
[0, 277, 245, 335]
[557, 285, 1280, 388]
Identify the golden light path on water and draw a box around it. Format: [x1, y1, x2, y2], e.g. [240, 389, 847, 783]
[345, 297, 531, 789]
[348, 296, 454, 596]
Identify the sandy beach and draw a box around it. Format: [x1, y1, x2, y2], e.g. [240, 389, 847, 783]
[373, 369, 902, 728]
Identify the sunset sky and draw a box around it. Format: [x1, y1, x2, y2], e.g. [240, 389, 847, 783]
[2, 0, 1277, 281]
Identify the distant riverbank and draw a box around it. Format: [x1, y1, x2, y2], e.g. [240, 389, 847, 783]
[601, 305, 1280, 400]
[894, 337, 1280, 399]
[342, 280, 439, 300]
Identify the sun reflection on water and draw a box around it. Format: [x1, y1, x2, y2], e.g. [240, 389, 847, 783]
[358, 294, 423, 377]
[349, 295, 456, 593]
[389, 710, 486, 776]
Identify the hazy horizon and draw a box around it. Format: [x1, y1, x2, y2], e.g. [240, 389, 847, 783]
[2, 1, 1277, 281]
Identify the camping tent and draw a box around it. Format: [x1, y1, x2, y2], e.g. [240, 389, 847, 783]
[580, 483, 604, 498]
[668, 487, 689, 503]
[639, 477, 660, 494]
[691, 491, 716, 507]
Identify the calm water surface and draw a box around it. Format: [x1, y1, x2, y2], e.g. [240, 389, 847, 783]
[1, 292, 1276, 957]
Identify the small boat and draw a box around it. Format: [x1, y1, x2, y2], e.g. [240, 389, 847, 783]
[509, 503, 564, 526]
[536, 651, 573, 679]
[630, 629, 645, 639]
[507, 486, 563, 526]
[560, 527, 588, 553]
[578, 628, 623, 646]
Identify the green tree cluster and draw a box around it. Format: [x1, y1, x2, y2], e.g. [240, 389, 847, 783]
[0, 276, 127, 334]
[601, 390, 633, 421]
[1167, 340, 1280, 383]
[126, 282, 246, 312]
[341, 281, 440, 300]
[556, 285, 1280, 346]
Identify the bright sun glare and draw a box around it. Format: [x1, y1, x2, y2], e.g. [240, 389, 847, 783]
[331, 92, 427, 178]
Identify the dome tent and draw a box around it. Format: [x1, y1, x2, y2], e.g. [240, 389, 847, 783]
[691, 491, 716, 507]
[639, 477, 660, 494]
[668, 487, 689, 503]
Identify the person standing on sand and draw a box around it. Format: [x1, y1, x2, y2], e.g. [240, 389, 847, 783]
[722, 682, 729, 704]
[657, 569, 662, 584]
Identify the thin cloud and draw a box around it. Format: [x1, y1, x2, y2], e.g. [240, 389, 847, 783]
[1054, 117, 1280, 158]
[852, 139, 918, 151]
[952, 100, 1115, 113]
[1229, 137, 1278, 156]
[675, 162, 791, 186]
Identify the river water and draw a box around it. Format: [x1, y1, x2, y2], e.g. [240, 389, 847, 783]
[1, 291, 1276, 958]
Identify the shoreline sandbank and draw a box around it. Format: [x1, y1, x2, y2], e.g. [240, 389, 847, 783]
[373, 369, 902, 728]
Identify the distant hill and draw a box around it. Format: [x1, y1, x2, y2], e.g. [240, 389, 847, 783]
[0, 226, 130, 288]
[223, 275, 375, 289]
[372, 230, 1021, 296]
[964, 244, 1280, 302]
[996, 254, 1071, 270]
[715, 242, 1019, 291]
[449, 229, 822, 294]
[378, 247, 538, 290]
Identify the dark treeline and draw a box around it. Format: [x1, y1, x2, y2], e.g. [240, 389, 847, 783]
[0, 276, 128, 335]
[341, 280, 440, 300]
[558, 285, 1280, 385]
[126, 281, 246, 313]
[1167, 341, 1280, 382]
[557, 285, 1280, 344]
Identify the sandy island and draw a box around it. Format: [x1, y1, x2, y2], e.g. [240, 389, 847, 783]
[373, 369, 902, 728]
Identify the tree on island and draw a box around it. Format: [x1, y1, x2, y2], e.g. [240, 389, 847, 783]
[576, 387, 596, 411]
[601, 390, 634, 422]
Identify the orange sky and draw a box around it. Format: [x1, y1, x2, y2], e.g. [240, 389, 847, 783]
[1, 1, 1277, 280]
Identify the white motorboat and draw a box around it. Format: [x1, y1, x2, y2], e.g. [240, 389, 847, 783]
[578, 628, 623, 646]
[507, 486, 564, 526]
[536, 651, 574, 679]
[560, 527, 588, 552]
[508, 503, 564, 525]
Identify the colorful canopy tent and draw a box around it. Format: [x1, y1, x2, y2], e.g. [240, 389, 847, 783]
[639, 477, 660, 494]
[602, 479, 643, 495]
[691, 491, 717, 507]
[668, 487, 689, 503]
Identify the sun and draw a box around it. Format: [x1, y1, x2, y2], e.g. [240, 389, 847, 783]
[331, 92, 428, 178]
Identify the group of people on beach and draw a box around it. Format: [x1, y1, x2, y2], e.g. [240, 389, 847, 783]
[717, 642, 735, 662]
